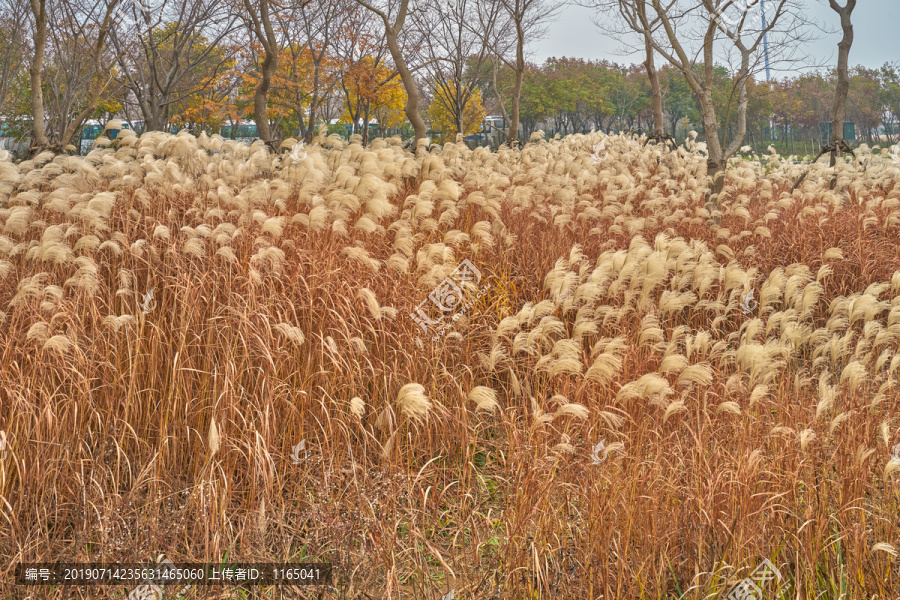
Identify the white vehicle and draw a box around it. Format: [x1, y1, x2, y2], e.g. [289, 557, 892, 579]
[482, 115, 506, 145]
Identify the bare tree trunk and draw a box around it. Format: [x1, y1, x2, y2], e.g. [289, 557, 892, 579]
[58, 3, 118, 149]
[59, 87, 111, 149]
[491, 55, 509, 145]
[244, 0, 289, 145]
[643, 0, 790, 214]
[829, 0, 855, 170]
[507, 21, 524, 145]
[29, 0, 48, 149]
[29, 0, 119, 153]
[456, 85, 464, 138]
[384, 27, 426, 144]
[362, 101, 371, 145]
[353, 0, 426, 145]
[255, 47, 275, 143]
[644, 36, 664, 135]
[635, 0, 664, 136]
[697, 89, 726, 211]
[303, 62, 323, 144]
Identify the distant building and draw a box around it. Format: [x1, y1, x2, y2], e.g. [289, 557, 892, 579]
[221, 121, 259, 141]
[465, 115, 507, 146]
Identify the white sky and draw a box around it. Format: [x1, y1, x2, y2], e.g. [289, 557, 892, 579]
[530, 0, 900, 75]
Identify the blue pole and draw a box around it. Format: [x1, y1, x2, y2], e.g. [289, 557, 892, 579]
[761, 0, 772, 81]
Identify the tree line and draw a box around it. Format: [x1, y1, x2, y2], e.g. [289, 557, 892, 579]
[490, 58, 900, 149]
[0, 0, 553, 153]
[0, 0, 896, 178]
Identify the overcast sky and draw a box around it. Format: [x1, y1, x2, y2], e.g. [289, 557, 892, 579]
[530, 0, 900, 76]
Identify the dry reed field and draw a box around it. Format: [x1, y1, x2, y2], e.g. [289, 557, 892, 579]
[2, 127, 900, 600]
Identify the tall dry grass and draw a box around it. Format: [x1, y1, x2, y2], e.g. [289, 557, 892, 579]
[1, 128, 900, 599]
